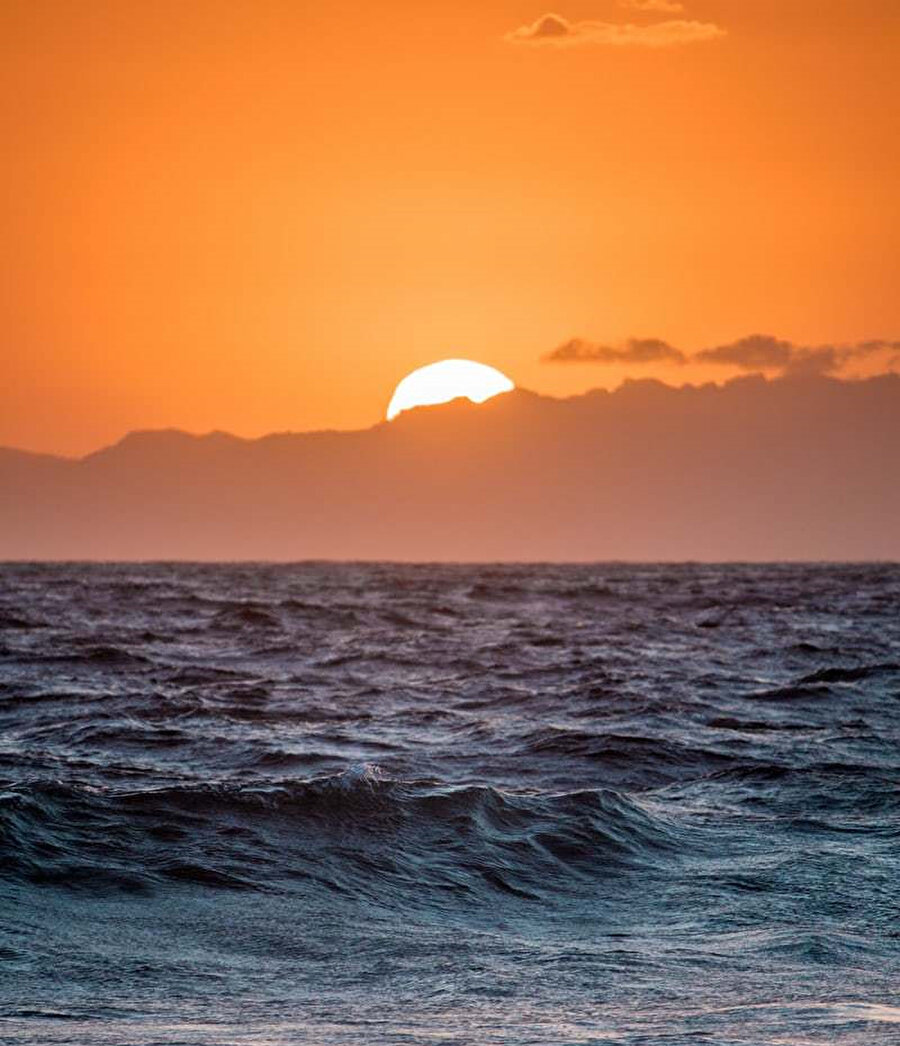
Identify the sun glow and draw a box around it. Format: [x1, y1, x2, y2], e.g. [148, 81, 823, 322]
[386, 359, 515, 421]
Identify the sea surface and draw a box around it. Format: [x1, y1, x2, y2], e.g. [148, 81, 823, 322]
[1, 562, 900, 1045]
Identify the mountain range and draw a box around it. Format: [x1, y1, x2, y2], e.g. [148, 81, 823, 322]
[2, 374, 898, 560]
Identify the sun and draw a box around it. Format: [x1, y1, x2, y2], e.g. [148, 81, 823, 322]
[386, 359, 515, 421]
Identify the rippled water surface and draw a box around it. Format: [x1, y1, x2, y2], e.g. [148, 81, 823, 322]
[2, 563, 900, 1044]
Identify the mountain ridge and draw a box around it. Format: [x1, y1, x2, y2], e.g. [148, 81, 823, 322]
[2, 375, 898, 560]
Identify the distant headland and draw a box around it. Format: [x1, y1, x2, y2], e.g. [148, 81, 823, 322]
[2, 374, 898, 561]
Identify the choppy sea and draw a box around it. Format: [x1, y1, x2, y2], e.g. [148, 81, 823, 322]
[2, 563, 900, 1045]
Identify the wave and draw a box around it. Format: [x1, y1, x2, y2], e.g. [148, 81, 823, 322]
[209, 604, 283, 631]
[0, 610, 47, 630]
[518, 726, 737, 780]
[1, 644, 153, 668]
[800, 662, 899, 684]
[746, 661, 899, 701]
[0, 767, 693, 901]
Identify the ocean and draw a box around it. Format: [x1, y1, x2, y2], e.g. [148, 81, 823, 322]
[1, 562, 899, 1044]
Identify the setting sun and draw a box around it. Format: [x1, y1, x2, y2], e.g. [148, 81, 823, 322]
[386, 359, 515, 421]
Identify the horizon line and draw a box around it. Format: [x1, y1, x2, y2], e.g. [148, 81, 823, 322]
[2, 557, 899, 567]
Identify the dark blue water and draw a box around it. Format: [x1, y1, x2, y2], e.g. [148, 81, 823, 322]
[2, 563, 900, 1044]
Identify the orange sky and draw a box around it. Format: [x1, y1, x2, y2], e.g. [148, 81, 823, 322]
[2, 0, 899, 455]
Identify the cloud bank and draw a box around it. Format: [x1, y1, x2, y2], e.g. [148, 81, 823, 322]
[543, 333, 900, 377]
[505, 13, 725, 48]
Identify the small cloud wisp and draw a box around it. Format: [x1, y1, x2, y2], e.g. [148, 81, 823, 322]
[505, 12, 725, 48]
[544, 337, 687, 365]
[619, 0, 685, 12]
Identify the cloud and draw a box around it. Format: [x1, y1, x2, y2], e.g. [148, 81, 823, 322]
[619, 0, 685, 12]
[505, 13, 725, 47]
[542, 333, 900, 377]
[694, 335, 794, 371]
[696, 334, 900, 377]
[543, 337, 687, 364]
[508, 13, 571, 42]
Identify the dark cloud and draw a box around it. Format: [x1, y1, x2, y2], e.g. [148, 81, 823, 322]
[543, 337, 687, 364]
[505, 13, 725, 47]
[694, 335, 794, 370]
[542, 333, 900, 377]
[696, 334, 900, 376]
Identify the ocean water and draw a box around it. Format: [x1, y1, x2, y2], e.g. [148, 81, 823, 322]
[1, 562, 900, 1045]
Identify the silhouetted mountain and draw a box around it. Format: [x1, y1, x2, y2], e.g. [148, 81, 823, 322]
[2, 374, 898, 560]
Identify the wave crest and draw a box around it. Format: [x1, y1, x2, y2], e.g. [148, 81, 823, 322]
[0, 768, 690, 902]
